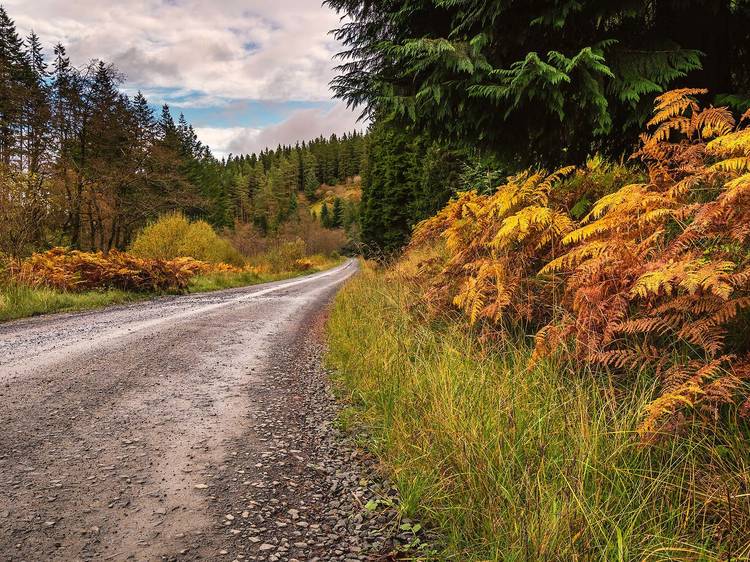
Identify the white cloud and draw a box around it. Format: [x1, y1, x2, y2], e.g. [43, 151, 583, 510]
[195, 102, 364, 158]
[5, 0, 363, 155]
[7, 0, 346, 102]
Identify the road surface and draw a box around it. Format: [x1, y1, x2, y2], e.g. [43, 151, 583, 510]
[0, 260, 361, 561]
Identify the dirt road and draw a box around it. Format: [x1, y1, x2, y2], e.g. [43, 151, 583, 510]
[0, 260, 394, 562]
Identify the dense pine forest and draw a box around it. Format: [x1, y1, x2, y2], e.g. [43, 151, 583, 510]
[0, 5, 364, 258]
[327, 0, 750, 253]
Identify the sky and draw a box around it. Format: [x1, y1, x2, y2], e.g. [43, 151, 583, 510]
[7, 0, 362, 157]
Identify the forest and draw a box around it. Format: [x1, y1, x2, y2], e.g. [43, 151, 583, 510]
[0, 4, 365, 260]
[4, 0, 750, 558]
[324, 0, 750, 560]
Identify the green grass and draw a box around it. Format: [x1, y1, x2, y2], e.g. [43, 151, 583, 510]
[0, 257, 344, 323]
[187, 270, 265, 292]
[326, 266, 750, 561]
[0, 282, 146, 322]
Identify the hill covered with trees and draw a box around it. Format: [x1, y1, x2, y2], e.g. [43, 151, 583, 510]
[0, 5, 365, 258]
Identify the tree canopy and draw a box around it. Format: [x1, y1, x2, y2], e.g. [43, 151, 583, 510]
[326, 0, 750, 165]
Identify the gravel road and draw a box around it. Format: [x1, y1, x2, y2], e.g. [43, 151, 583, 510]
[0, 260, 419, 562]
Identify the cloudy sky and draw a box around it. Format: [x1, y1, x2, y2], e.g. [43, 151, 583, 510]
[7, 0, 362, 157]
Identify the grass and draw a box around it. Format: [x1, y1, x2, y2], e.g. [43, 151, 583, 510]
[325, 264, 750, 561]
[0, 255, 344, 323]
[0, 283, 146, 322]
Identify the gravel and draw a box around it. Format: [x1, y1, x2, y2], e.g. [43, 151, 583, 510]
[0, 260, 433, 561]
[196, 309, 434, 561]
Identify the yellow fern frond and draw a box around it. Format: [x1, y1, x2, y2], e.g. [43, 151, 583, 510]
[706, 129, 750, 157]
[639, 357, 731, 437]
[695, 106, 735, 138]
[647, 88, 706, 129]
[582, 183, 648, 222]
[540, 241, 610, 274]
[710, 157, 750, 173]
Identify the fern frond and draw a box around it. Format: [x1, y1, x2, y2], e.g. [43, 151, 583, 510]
[710, 157, 750, 174]
[646, 88, 706, 129]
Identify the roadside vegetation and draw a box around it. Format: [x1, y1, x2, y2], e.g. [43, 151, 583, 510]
[328, 263, 750, 560]
[327, 91, 750, 560]
[319, 2, 750, 558]
[0, 212, 343, 322]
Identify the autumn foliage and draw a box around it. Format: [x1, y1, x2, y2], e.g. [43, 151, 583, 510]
[409, 89, 750, 438]
[10, 247, 241, 293]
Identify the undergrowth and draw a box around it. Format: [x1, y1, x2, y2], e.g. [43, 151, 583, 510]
[326, 264, 750, 561]
[0, 254, 343, 322]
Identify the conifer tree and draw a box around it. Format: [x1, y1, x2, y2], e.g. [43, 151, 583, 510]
[327, 0, 750, 165]
[302, 151, 319, 199]
[332, 197, 344, 228]
[320, 202, 331, 228]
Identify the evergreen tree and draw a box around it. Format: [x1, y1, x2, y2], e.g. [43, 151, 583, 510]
[332, 197, 344, 228]
[359, 118, 422, 253]
[320, 202, 331, 228]
[22, 31, 50, 175]
[302, 150, 319, 199]
[0, 6, 25, 165]
[327, 0, 750, 165]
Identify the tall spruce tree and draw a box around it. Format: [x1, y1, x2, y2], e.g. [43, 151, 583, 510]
[331, 197, 344, 228]
[327, 0, 750, 165]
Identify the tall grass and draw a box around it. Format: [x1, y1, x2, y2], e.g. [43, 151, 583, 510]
[0, 282, 143, 322]
[326, 266, 750, 560]
[1, 254, 343, 322]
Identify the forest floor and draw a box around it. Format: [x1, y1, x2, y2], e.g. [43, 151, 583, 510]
[0, 260, 421, 561]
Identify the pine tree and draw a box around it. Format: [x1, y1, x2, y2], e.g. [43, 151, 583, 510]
[359, 118, 422, 253]
[320, 202, 331, 228]
[0, 6, 25, 165]
[21, 31, 50, 175]
[332, 197, 344, 228]
[302, 150, 319, 198]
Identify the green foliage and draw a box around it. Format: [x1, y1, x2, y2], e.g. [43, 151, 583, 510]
[327, 0, 750, 164]
[260, 239, 307, 274]
[320, 203, 332, 228]
[359, 119, 466, 254]
[331, 197, 344, 228]
[0, 282, 142, 322]
[360, 119, 424, 254]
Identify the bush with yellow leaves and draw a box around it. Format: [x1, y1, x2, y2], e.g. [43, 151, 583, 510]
[408, 89, 750, 439]
[129, 212, 245, 266]
[11, 247, 237, 293]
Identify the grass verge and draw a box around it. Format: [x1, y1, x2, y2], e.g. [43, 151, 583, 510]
[0, 283, 146, 322]
[325, 264, 750, 561]
[0, 256, 343, 323]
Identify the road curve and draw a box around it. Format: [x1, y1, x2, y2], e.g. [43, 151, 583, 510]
[0, 259, 357, 561]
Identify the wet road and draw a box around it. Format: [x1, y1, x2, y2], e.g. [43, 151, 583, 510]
[0, 260, 357, 561]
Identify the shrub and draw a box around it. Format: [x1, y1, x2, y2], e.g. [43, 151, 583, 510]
[11, 247, 227, 293]
[259, 239, 307, 274]
[130, 212, 244, 265]
[9, 248, 247, 292]
[405, 89, 750, 439]
[225, 209, 347, 259]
